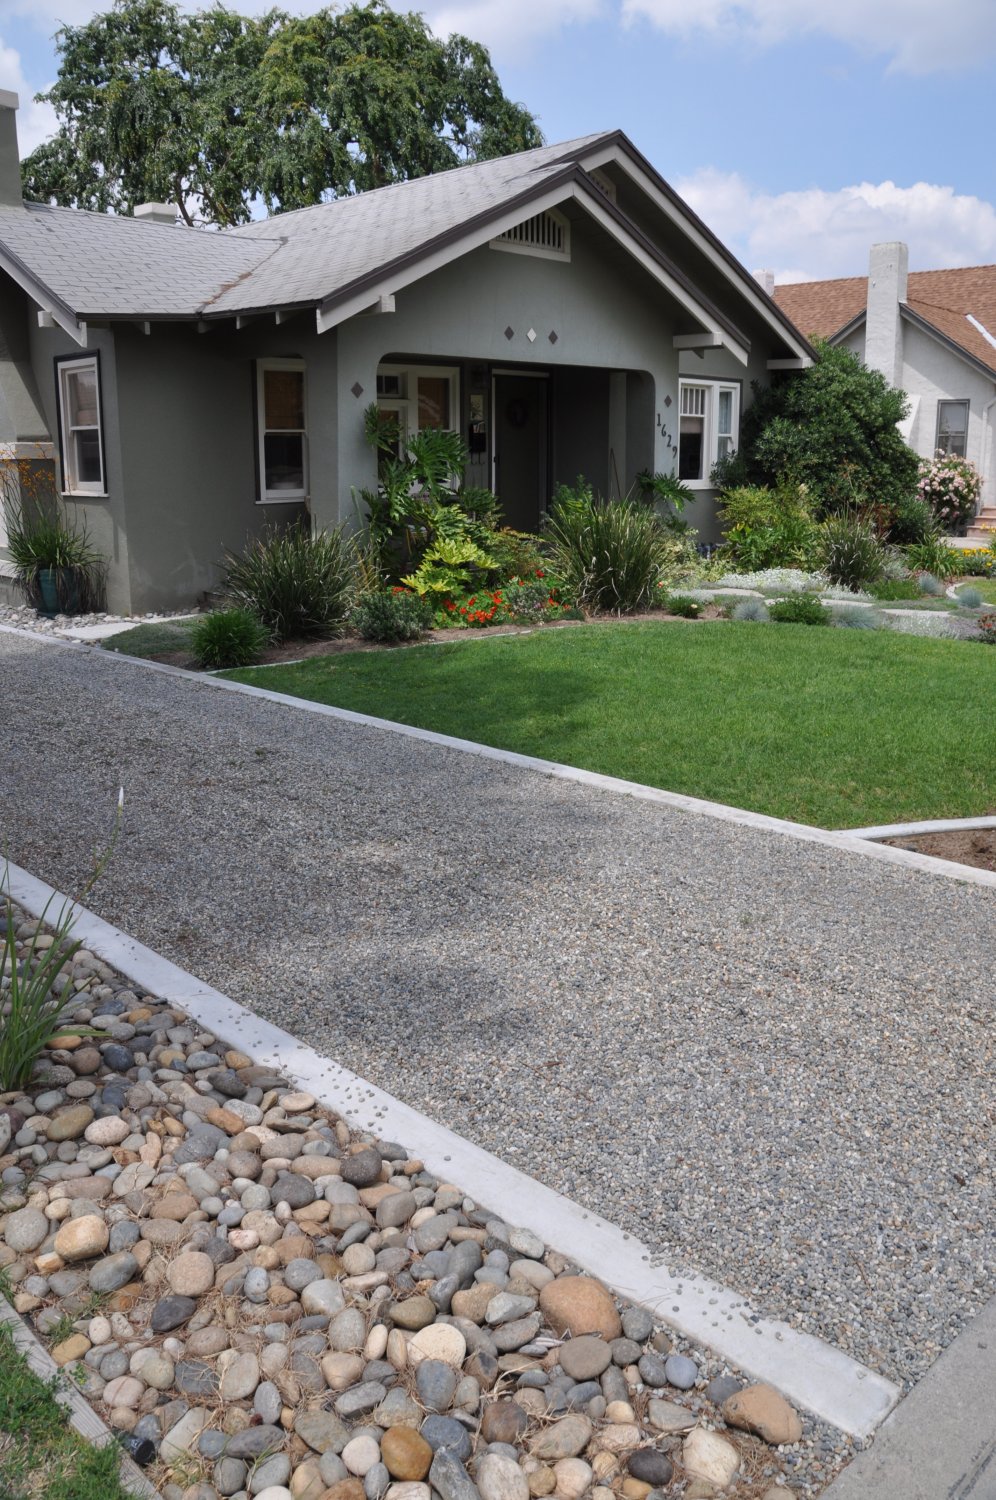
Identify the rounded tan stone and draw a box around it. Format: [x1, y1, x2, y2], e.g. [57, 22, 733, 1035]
[167, 1251, 215, 1297]
[526, 1466, 555, 1497]
[682, 1428, 740, 1489]
[381, 1426, 433, 1481]
[51, 1333, 91, 1364]
[407, 1323, 466, 1367]
[722, 1384, 803, 1446]
[54, 1215, 108, 1262]
[538, 1277, 621, 1341]
[553, 1458, 593, 1500]
[594, 1424, 641, 1454]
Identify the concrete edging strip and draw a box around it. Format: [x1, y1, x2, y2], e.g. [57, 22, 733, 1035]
[2, 621, 994, 890]
[841, 816, 996, 839]
[3, 859, 901, 1440]
[0, 1293, 161, 1498]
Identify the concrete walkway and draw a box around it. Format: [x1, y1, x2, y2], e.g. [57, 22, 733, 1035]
[1, 628, 994, 1401]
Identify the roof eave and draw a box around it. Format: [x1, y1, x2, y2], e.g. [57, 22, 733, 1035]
[827, 305, 996, 383]
[0, 239, 87, 347]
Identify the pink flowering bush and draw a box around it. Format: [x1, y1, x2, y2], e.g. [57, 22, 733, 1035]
[917, 451, 982, 533]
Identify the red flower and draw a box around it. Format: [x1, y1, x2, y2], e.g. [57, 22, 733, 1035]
[535, 569, 545, 578]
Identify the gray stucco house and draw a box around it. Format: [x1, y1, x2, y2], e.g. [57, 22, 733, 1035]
[0, 90, 812, 614]
[775, 243, 996, 538]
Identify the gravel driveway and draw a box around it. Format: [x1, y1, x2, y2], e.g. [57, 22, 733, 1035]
[2, 629, 993, 1389]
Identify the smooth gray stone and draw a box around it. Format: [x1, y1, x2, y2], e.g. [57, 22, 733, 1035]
[253, 1381, 282, 1424]
[224, 1425, 286, 1460]
[214, 1457, 247, 1497]
[664, 1354, 698, 1390]
[416, 1359, 459, 1413]
[89, 1251, 138, 1294]
[429, 1446, 481, 1500]
[611, 1338, 643, 1366]
[421, 1416, 473, 1461]
[628, 1450, 674, 1487]
[621, 1307, 654, 1343]
[273, 1173, 314, 1208]
[705, 1374, 743, 1407]
[638, 1353, 670, 1388]
[364, 1462, 390, 1500]
[108, 1220, 140, 1252]
[176, 1360, 219, 1397]
[248, 1453, 291, 1493]
[151, 1295, 196, 1332]
[284, 1257, 321, 1291]
[198, 1430, 229, 1459]
[335, 1382, 387, 1419]
[100, 1349, 130, 1380]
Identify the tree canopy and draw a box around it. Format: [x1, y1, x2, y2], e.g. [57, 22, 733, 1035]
[21, 0, 543, 226]
[736, 341, 920, 515]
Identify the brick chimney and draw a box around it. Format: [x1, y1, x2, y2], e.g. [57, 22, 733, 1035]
[865, 242, 908, 388]
[0, 91, 21, 207]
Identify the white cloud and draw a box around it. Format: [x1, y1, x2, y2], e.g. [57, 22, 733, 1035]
[673, 168, 996, 281]
[424, 0, 603, 54]
[0, 40, 57, 154]
[621, 0, 996, 73]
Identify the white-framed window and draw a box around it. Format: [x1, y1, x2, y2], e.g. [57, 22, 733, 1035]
[678, 380, 740, 486]
[375, 364, 460, 447]
[936, 399, 969, 458]
[56, 355, 105, 496]
[257, 359, 307, 503]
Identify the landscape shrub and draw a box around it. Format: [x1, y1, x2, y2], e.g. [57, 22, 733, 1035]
[887, 494, 936, 545]
[956, 586, 984, 609]
[401, 536, 496, 597]
[730, 598, 770, 622]
[191, 609, 270, 669]
[486, 528, 549, 582]
[957, 545, 996, 578]
[545, 489, 674, 613]
[819, 512, 884, 590]
[225, 522, 355, 642]
[737, 341, 920, 516]
[352, 588, 435, 642]
[917, 572, 945, 596]
[717, 483, 819, 570]
[977, 613, 996, 644]
[868, 577, 922, 601]
[917, 452, 982, 533]
[661, 593, 703, 618]
[5, 497, 107, 613]
[833, 605, 881, 630]
[768, 594, 831, 626]
[499, 575, 565, 620]
[905, 535, 961, 579]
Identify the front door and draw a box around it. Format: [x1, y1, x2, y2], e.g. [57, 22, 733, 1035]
[493, 374, 548, 532]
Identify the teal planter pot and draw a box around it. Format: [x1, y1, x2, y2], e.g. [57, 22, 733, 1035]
[37, 567, 81, 616]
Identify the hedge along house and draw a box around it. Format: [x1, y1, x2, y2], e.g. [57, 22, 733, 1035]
[0, 92, 813, 614]
[774, 244, 996, 538]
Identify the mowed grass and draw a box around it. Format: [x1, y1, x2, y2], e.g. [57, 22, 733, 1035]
[0, 1324, 136, 1500]
[101, 618, 198, 657]
[224, 620, 996, 827]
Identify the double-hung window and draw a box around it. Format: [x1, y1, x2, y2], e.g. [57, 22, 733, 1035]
[936, 399, 969, 458]
[56, 355, 105, 495]
[678, 380, 739, 485]
[257, 359, 307, 502]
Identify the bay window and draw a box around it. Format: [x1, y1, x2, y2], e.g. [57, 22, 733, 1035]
[257, 359, 307, 502]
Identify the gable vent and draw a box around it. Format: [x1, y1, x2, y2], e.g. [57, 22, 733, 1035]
[491, 208, 571, 262]
[589, 168, 617, 205]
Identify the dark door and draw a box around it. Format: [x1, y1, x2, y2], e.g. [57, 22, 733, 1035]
[493, 375, 548, 531]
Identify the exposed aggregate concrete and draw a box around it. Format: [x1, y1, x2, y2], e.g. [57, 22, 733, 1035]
[1, 630, 993, 1391]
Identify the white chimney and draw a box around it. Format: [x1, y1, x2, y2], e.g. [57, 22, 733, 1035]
[0, 91, 21, 207]
[752, 268, 775, 296]
[134, 202, 177, 225]
[866, 242, 908, 388]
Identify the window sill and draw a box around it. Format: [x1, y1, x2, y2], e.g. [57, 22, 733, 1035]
[257, 495, 308, 506]
[61, 491, 108, 500]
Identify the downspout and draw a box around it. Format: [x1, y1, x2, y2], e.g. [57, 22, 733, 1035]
[981, 394, 996, 513]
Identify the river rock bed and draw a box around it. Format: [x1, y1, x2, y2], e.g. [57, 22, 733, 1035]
[0, 903, 856, 1498]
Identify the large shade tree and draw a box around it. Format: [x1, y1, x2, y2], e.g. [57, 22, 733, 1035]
[21, 0, 543, 226]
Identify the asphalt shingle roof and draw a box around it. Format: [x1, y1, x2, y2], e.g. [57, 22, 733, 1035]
[0, 133, 612, 322]
[774, 265, 996, 379]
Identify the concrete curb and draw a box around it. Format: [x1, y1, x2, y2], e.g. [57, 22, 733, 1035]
[3, 858, 900, 1440]
[842, 816, 996, 839]
[0, 1294, 161, 1498]
[2, 621, 994, 890]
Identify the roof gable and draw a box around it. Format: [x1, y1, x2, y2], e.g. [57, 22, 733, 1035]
[774, 265, 996, 378]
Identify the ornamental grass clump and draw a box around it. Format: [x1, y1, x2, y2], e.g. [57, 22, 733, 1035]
[731, 598, 770, 622]
[225, 522, 355, 642]
[545, 486, 674, 614]
[191, 609, 270, 669]
[833, 605, 882, 630]
[957, 586, 984, 609]
[0, 797, 122, 1091]
[818, 511, 884, 590]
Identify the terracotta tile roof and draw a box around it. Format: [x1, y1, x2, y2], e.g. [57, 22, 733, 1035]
[774, 265, 996, 378]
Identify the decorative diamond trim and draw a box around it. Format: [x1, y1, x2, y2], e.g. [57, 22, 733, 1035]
[527, 328, 537, 343]
[548, 331, 558, 345]
[664, 394, 672, 408]
[504, 326, 514, 340]
[351, 382, 364, 399]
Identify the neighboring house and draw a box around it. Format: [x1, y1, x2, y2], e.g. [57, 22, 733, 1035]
[774, 244, 996, 537]
[0, 90, 812, 614]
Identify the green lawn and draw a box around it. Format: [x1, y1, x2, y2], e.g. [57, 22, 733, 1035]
[224, 620, 995, 827]
[0, 1324, 137, 1500]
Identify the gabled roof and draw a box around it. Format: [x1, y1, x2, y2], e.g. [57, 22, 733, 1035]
[774, 265, 996, 379]
[0, 131, 811, 364]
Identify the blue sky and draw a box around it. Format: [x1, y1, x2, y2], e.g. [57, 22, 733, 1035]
[2, 0, 995, 282]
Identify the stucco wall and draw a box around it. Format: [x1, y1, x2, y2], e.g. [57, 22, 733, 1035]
[842, 323, 996, 506]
